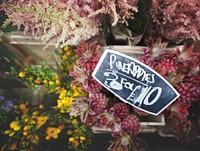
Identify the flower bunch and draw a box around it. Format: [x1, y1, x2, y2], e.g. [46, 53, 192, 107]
[1, 0, 100, 48]
[87, 0, 139, 26]
[1, 91, 91, 151]
[0, 0, 140, 48]
[68, 118, 92, 151]
[2, 101, 44, 151]
[11, 60, 61, 92]
[150, 0, 200, 43]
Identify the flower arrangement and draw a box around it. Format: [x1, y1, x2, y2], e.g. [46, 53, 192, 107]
[0, 40, 199, 150]
[0, 0, 200, 151]
[1, 57, 92, 151]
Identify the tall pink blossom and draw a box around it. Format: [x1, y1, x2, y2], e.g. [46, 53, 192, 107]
[150, 0, 200, 43]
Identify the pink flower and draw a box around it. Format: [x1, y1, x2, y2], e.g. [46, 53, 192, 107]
[167, 101, 191, 122]
[150, 0, 200, 42]
[108, 131, 135, 151]
[70, 65, 87, 88]
[70, 97, 95, 123]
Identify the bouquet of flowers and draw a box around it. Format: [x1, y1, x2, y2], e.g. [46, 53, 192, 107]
[0, 0, 200, 151]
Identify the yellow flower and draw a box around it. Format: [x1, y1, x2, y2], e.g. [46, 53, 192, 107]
[36, 116, 49, 129]
[63, 46, 70, 52]
[45, 127, 61, 140]
[23, 131, 29, 136]
[69, 137, 74, 142]
[8, 131, 15, 137]
[39, 104, 44, 109]
[10, 121, 21, 131]
[62, 54, 68, 60]
[55, 79, 61, 85]
[80, 136, 86, 141]
[57, 96, 74, 113]
[74, 129, 82, 134]
[23, 125, 30, 131]
[30, 120, 36, 125]
[67, 130, 73, 135]
[59, 89, 67, 99]
[71, 119, 78, 125]
[19, 103, 26, 111]
[55, 86, 61, 91]
[43, 79, 48, 84]
[23, 117, 29, 123]
[32, 111, 39, 116]
[55, 75, 59, 80]
[72, 86, 86, 97]
[4, 129, 11, 134]
[49, 81, 55, 86]
[72, 86, 80, 97]
[34, 79, 42, 85]
[19, 71, 26, 78]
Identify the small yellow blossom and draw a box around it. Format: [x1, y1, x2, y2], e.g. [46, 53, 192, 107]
[55, 79, 61, 85]
[36, 116, 49, 129]
[23, 131, 29, 136]
[9, 131, 15, 137]
[19, 103, 26, 111]
[19, 71, 26, 78]
[4, 129, 11, 134]
[67, 130, 73, 135]
[72, 86, 80, 97]
[64, 46, 70, 52]
[59, 89, 67, 99]
[39, 104, 44, 109]
[74, 129, 82, 134]
[49, 81, 55, 86]
[30, 120, 36, 125]
[10, 121, 21, 131]
[23, 117, 29, 123]
[80, 136, 86, 141]
[67, 63, 74, 72]
[57, 96, 74, 113]
[34, 79, 42, 85]
[55, 86, 61, 91]
[62, 54, 68, 60]
[45, 127, 61, 140]
[32, 111, 39, 116]
[43, 79, 48, 84]
[55, 75, 59, 79]
[71, 119, 78, 125]
[69, 137, 74, 142]
[23, 125, 30, 131]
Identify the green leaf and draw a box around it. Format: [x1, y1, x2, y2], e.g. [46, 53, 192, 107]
[10, 67, 18, 75]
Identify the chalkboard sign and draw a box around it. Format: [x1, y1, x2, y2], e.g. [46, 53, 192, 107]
[92, 49, 180, 116]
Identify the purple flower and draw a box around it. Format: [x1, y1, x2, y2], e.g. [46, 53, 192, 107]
[0, 100, 14, 112]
